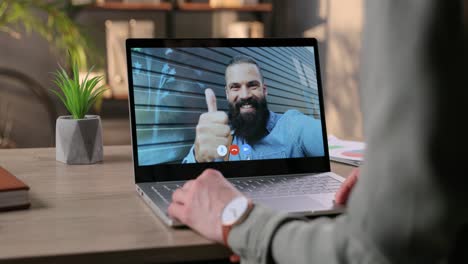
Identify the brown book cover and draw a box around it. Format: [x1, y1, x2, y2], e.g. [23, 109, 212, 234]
[0, 166, 30, 211]
[0, 203, 31, 212]
[0, 166, 30, 192]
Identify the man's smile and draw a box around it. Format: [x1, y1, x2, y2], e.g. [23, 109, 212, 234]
[240, 103, 255, 113]
[238, 100, 257, 113]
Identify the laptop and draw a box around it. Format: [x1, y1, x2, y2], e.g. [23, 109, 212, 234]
[126, 38, 345, 226]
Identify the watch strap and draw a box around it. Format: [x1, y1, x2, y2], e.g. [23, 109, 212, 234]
[222, 200, 254, 263]
[222, 200, 254, 246]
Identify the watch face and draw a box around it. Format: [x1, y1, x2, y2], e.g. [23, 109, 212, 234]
[221, 196, 249, 225]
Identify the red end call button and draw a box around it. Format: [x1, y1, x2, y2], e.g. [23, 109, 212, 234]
[229, 145, 239, 156]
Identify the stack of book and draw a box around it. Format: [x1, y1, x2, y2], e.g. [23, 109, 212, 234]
[0, 166, 30, 211]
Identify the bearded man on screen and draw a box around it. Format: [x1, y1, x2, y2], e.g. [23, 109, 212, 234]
[182, 55, 324, 163]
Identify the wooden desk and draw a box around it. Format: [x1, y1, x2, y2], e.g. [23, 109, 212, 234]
[0, 146, 353, 263]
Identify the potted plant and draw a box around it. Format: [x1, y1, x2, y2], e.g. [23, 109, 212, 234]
[51, 60, 107, 164]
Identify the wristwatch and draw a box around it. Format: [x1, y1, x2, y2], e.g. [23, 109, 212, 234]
[221, 196, 254, 263]
[221, 196, 255, 247]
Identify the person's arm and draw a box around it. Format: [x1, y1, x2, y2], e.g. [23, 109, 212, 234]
[227, 206, 345, 264]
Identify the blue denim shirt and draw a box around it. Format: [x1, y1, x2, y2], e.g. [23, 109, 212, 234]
[182, 110, 325, 163]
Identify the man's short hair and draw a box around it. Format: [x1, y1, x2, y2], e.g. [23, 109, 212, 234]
[226, 55, 264, 82]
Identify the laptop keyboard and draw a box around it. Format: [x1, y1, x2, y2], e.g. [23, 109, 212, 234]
[151, 174, 342, 205]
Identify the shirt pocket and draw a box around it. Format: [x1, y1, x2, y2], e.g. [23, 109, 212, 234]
[258, 149, 287, 160]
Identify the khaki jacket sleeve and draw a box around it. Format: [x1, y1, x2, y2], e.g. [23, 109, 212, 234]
[227, 205, 297, 264]
[228, 0, 468, 263]
[229, 206, 389, 264]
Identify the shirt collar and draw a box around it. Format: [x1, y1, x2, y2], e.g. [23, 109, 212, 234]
[266, 110, 280, 133]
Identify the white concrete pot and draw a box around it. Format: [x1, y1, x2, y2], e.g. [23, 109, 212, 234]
[56, 115, 103, 164]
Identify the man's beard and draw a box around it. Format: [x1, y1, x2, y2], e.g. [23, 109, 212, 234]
[229, 97, 270, 143]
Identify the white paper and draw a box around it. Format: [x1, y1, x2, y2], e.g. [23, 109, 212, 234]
[327, 135, 365, 166]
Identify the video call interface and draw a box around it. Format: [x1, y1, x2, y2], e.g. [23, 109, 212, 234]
[130, 46, 325, 166]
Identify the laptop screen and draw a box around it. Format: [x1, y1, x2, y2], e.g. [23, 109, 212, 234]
[127, 39, 330, 182]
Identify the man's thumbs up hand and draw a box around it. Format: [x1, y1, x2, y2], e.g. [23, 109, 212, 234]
[194, 89, 230, 162]
[205, 88, 218, 113]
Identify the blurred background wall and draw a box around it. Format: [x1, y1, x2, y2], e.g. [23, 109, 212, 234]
[325, 0, 363, 141]
[0, 0, 364, 148]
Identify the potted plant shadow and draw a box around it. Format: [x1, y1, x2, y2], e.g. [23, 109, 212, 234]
[51, 59, 107, 164]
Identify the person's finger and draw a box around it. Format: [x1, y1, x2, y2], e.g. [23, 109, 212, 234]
[335, 169, 359, 204]
[335, 168, 359, 205]
[197, 123, 230, 137]
[167, 202, 185, 221]
[172, 188, 187, 204]
[205, 88, 218, 113]
[199, 111, 228, 124]
[182, 180, 194, 190]
[197, 134, 230, 148]
[198, 168, 222, 180]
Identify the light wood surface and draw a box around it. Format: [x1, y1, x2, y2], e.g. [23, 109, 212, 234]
[0, 146, 353, 263]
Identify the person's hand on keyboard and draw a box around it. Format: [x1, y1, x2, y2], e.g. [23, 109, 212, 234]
[334, 168, 360, 205]
[168, 168, 243, 243]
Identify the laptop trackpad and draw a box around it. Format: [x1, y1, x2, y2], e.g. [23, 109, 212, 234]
[254, 196, 328, 213]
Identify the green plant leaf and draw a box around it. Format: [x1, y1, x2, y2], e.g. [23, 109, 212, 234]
[50, 59, 105, 120]
[1, 0, 100, 69]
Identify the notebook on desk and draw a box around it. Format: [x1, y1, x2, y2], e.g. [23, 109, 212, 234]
[125, 38, 345, 226]
[0, 166, 30, 211]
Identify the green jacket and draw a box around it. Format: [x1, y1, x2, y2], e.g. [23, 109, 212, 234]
[228, 0, 468, 263]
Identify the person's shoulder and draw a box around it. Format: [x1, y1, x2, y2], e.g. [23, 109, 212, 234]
[269, 110, 282, 118]
[283, 109, 303, 117]
[280, 110, 320, 127]
[282, 109, 312, 120]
